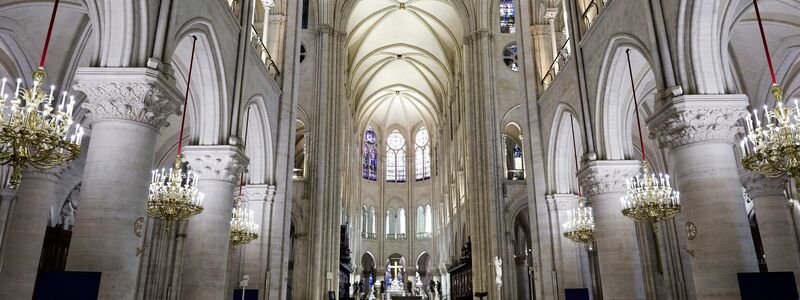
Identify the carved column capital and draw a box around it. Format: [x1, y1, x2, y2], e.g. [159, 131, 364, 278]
[269, 14, 287, 25]
[647, 94, 749, 149]
[739, 169, 786, 198]
[183, 145, 249, 185]
[21, 167, 63, 182]
[73, 68, 182, 129]
[530, 25, 550, 37]
[551, 194, 579, 211]
[577, 160, 641, 197]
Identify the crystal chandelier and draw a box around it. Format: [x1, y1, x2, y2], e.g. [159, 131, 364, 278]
[146, 36, 204, 223]
[620, 49, 681, 228]
[230, 109, 259, 246]
[562, 114, 595, 245]
[229, 193, 259, 246]
[562, 197, 595, 244]
[0, 0, 82, 187]
[740, 0, 798, 180]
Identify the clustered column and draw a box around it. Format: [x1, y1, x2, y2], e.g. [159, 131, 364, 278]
[578, 160, 645, 300]
[67, 68, 181, 299]
[649, 95, 758, 299]
[179, 145, 248, 300]
[740, 170, 800, 286]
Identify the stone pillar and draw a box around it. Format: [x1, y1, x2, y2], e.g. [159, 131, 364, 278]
[67, 68, 181, 299]
[0, 187, 17, 260]
[740, 171, 800, 285]
[551, 194, 583, 292]
[0, 169, 60, 299]
[235, 185, 273, 295]
[578, 160, 645, 300]
[179, 145, 247, 300]
[648, 95, 757, 299]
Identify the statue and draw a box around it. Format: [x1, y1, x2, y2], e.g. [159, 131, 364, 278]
[59, 200, 76, 230]
[494, 256, 503, 288]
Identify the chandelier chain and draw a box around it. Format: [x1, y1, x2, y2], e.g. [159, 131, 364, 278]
[178, 36, 198, 155]
[40, 0, 60, 68]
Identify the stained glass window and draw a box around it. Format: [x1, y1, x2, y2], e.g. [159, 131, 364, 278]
[415, 128, 431, 180]
[362, 127, 378, 181]
[500, 0, 516, 34]
[386, 130, 406, 182]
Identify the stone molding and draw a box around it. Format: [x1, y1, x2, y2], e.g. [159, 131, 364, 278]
[577, 160, 641, 197]
[243, 184, 277, 202]
[647, 94, 749, 149]
[739, 169, 786, 199]
[74, 68, 182, 129]
[183, 145, 249, 185]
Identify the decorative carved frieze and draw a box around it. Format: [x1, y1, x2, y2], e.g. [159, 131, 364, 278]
[739, 169, 786, 199]
[577, 160, 640, 197]
[73, 68, 182, 129]
[183, 145, 249, 185]
[647, 95, 749, 149]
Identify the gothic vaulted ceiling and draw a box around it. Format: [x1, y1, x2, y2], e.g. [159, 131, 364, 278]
[347, 0, 463, 131]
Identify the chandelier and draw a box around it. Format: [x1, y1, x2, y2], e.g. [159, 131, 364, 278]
[562, 197, 595, 244]
[620, 49, 681, 228]
[146, 36, 204, 223]
[562, 114, 595, 245]
[230, 109, 259, 246]
[0, 0, 81, 188]
[740, 0, 798, 180]
[229, 193, 259, 246]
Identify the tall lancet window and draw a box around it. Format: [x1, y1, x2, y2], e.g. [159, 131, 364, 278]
[500, 0, 516, 33]
[415, 127, 431, 180]
[362, 127, 378, 181]
[386, 208, 396, 239]
[416, 205, 433, 239]
[397, 208, 406, 239]
[386, 130, 407, 182]
[504, 123, 525, 180]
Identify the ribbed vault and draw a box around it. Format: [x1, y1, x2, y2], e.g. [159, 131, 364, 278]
[347, 0, 463, 130]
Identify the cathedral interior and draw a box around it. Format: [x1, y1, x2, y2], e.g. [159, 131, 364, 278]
[0, 0, 799, 299]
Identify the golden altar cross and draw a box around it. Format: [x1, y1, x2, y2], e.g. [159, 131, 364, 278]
[388, 261, 403, 279]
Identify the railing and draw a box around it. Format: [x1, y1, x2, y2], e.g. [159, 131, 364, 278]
[541, 39, 571, 89]
[507, 169, 525, 180]
[416, 232, 432, 240]
[582, 0, 602, 28]
[386, 233, 407, 240]
[361, 232, 377, 240]
[250, 25, 281, 81]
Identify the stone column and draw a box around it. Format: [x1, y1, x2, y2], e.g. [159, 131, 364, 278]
[740, 171, 800, 285]
[179, 145, 248, 300]
[67, 68, 181, 299]
[0, 187, 17, 261]
[551, 194, 583, 291]
[578, 160, 645, 300]
[648, 95, 757, 299]
[0, 169, 60, 299]
[235, 184, 272, 295]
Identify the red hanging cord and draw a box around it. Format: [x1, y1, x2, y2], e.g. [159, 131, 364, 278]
[752, 0, 777, 84]
[626, 49, 647, 162]
[570, 114, 582, 196]
[39, 0, 61, 68]
[177, 36, 198, 156]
